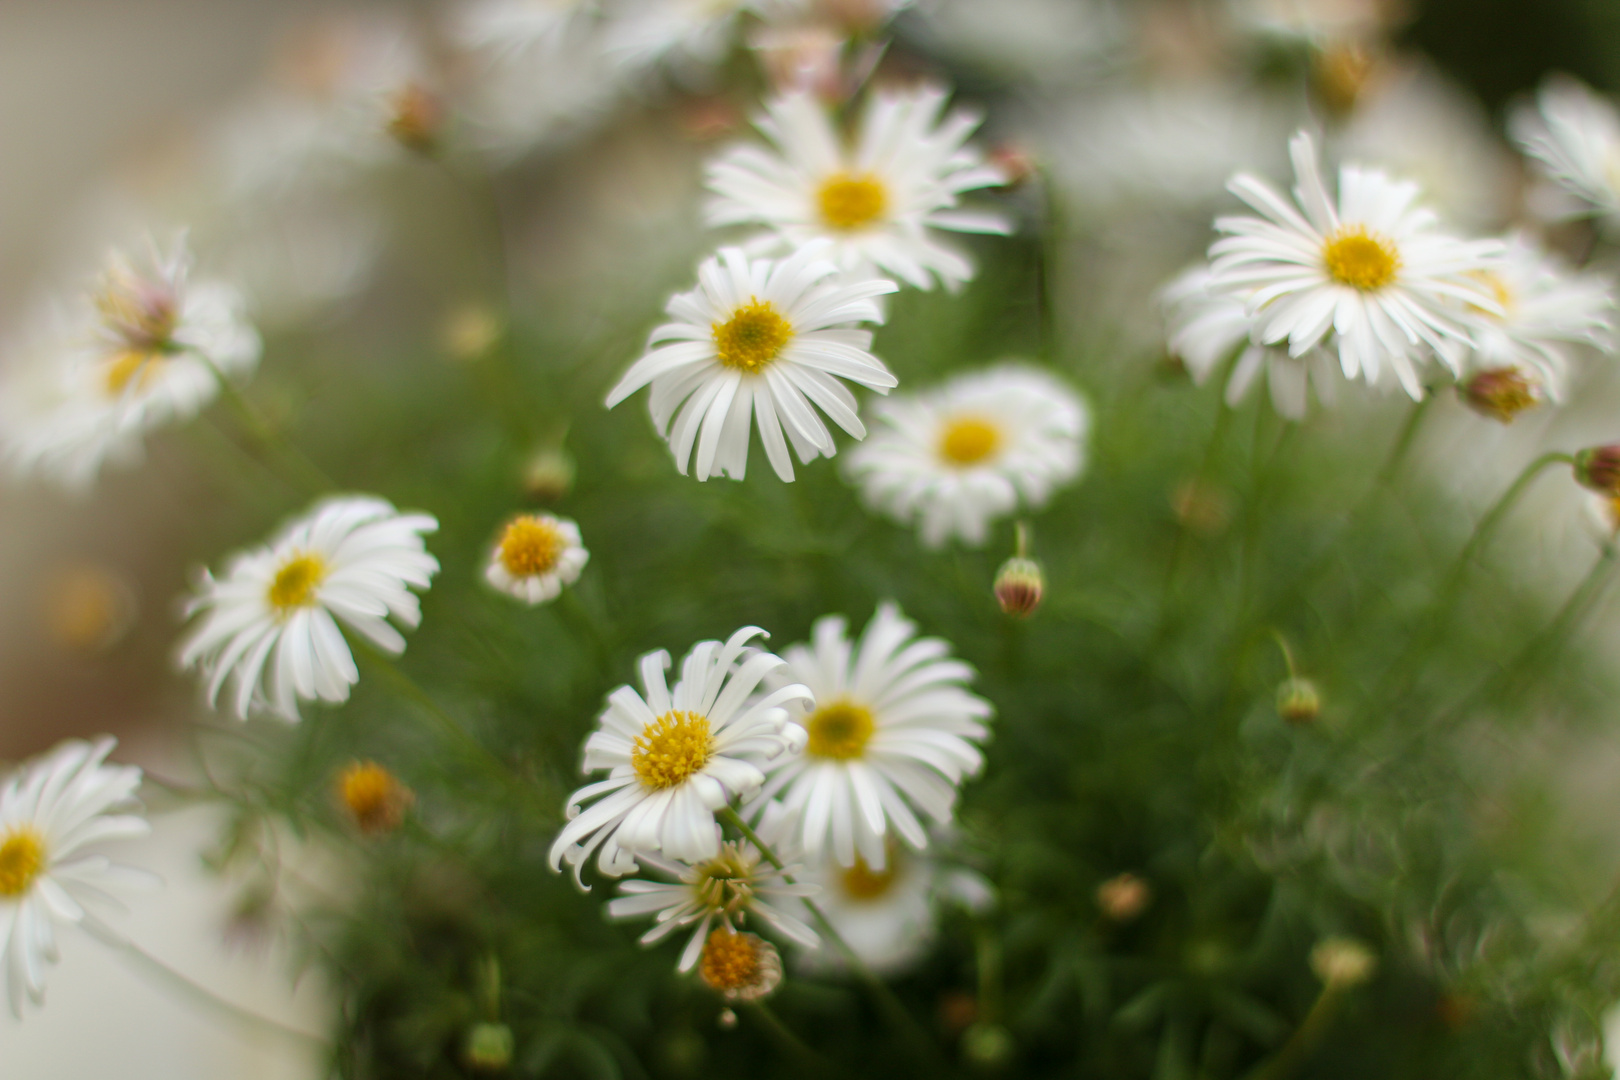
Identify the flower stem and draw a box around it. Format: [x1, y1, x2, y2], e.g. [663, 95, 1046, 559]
[202, 360, 336, 499]
[748, 1001, 831, 1069]
[1240, 984, 1343, 1080]
[1373, 394, 1433, 488]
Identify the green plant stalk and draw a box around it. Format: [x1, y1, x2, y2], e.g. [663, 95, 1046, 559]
[1240, 984, 1343, 1080]
[748, 1001, 832, 1070]
[203, 359, 337, 499]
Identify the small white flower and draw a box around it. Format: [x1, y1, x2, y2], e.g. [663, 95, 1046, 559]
[1208, 130, 1504, 399]
[453, 0, 594, 60]
[549, 627, 812, 883]
[607, 804, 819, 971]
[752, 603, 991, 868]
[606, 242, 898, 482]
[1228, 0, 1390, 44]
[179, 495, 440, 722]
[485, 513, 590, 605]
[705, 86, 1010, 290]
[0, 237, 261, 492]
[604, 0, 798, 75]
[1509, 76, 1620, 227]
[845, 365, 1087, 548]
[0, 737, 150, 1017]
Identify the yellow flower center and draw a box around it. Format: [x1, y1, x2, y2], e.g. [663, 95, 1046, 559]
[94, 269, 178, 351]
[713, 300, 793, 374]
[817, 172, 889, 231]
[1322, 228, 1401, 292]
[699, 927, 761, 992]
[805, 700, 875, 760]
[0, 829, 45, 897]
[840, 853, 899, 901]
[497, 515, 563, 578]
[267, 553, 327, 614]
[938, 415, 1003, 467]
[338, 761, 410, 834]
[103, 349, 165, 397]
[632, 710, 713, 790]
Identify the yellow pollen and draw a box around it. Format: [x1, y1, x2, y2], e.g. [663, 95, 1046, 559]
[497, 515, 563, 578]
[938, 415, 1002, 467]
[699, 927, 760, 992]
[805, 700, 875, 760]
[1322, 228, 1401, 292]
[0, 829, 45, 897]
[817, 172, 889, 231]
[713, 300, 792, 373]
[840, 854, 899, 901]
[632, 711, 713, 790]
[267, 553, 326, 613]
[103, 350, 164, 397]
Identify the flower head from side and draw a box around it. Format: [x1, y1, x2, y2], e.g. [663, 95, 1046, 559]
[845, 364, 1087, 548]
[705, 86, 1010, 291]
[485, 513, 590, 605]
[752, 603, 991, 869]
[549, 627, 812, 884]
[0, 237, 261, 492]
[178, 495, 440, 722]
[607, 804, 819, 971]
[1509, 76, 1620, 227]
[1208, 130, 1503, 399]
[606, 243, 897, 482]
[0, 737, 150, 1017]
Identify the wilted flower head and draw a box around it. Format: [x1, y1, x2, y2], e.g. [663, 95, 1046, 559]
[1460, 367, 1543, 424]
[698, 927, 783, 1002]
[338, 761, 413, 834]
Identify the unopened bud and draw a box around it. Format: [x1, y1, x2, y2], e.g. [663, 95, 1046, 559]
[442, 303, 502, 362]
[42, 562, 137, 654]
[523, 447, 576, 503]
[464, 1022, 514, 1072]
[961, 1021, 1015, 1068]
[1096, 872, 1152, 922]
[1309, 936, 1376, 989]
[1275, 676, 1321, 724]
[1171, 479, 1231, 536]
[988, 144, 1037, 189]
[387, 82, 446, 154]
[337, 761, 412, 835]
[994, 557, 1044, 618]
[1312, 42, 1381, 115]
[1461, 367, 1541, 424]
[1574, 445, 1620, 496]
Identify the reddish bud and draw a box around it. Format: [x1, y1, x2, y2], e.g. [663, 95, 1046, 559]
[994, 557, 1044, 618]
[1460, 367, 1540, 424]
[1575, 445, 1620, 496]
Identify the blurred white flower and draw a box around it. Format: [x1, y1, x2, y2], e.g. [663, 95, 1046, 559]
[1209, 130, 1503, 399]
[705, 86, 1009, 290]
[0, 237, 261, 492]
[604, 0, 801, 76]
[549, 627, 812, 883]
[607, 804, 819, 971]
[906, 0, 1118, 84]
[753, 602, 992, 868]
[485, 513, 590, 605]
[1228, 0, 1394, 44]
[845, 364, 1087, 547]
[179, 496, 440, 722]
[1509, 76, 1620, 227]
[0, 738, 150, 1018]
[606, 243, 897, 482]
[452, 0, 594, 59]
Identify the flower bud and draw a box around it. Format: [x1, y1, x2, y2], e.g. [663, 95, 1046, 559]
[464, 1022, 514, 1072]
[337, 761, 412, 835]
[961, 1021, 1015, 1068]
[1275, 677, 1321, 724]
[1309, 936, 1376, 989]
[1575, 445, 1620, 496]
[1312, 42, 1381, 115]
[988, 144, 1037, 190]
[994, 557, 1044, 618]
[1460, 367, 1541, 424]
[387, 83, 445, 154]
[1096, 872, 1152, 923]
[523, 447, 576, 503]
[442, 303, 503, 362]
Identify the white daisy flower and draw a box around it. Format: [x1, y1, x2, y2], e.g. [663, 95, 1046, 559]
[485, 513, 590, 605]
[1208, 130, 1504, 399]
[178, 495, 440, 722]
[0, 737, 150, 1017]
[1228, 0, 1391, 44]
[606, 804, 819, 971]
[1509, 76, 1620, 227]
[453, 0, 594, 60]
[549, 627, 813, 884]
[751, 603, 992, 869]
[1162, 264, 1339, 421]
[844, 365, 1087, 548]
[605, 242, 898, 482]
[0, 237, 261, 492]
[603, 0, 799, 75]
[704, 86, 1010, 291]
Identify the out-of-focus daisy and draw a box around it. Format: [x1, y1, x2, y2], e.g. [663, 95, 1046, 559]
[604, 0, 799, 76]
[705, 87, 1009, 290]
[1228, 0, 1396, 45]
[845, 365, 1087, 547]
[905, 0, 1117, 84]
[485, 513, 590, 605]
[606, 243, 897, 482]
[1162, 264, 1339, 420]
[549, 626, 812, 883]
[0, 237, 261, 492]
[453, 0, 594, 60]
[1509, 76, 1620, 228]
[178, 496, 440, 722]
[607, 804, 819, 970]
[752, 603, 991, 868]
[1208, 130, 1503, 399]
[0, 737, 150, 1017]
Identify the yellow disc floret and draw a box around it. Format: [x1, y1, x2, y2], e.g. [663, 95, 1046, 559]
[267, 553, 327, 614]
[0, 828, 46, 897]
[805, 700, 875, 760]
[632, 710, 713, 790]
[338, 761, 412, 834]
[699, 927, 761, 991]
[817, 172, 889, 231]
[1322, 227, 1401, 292]
[840, 853, 900, 901]
[938, 415, 1003, 467]
[713, 300, 793, 374]
[497, 515, 563, 578]
[103, 350, 164, 397]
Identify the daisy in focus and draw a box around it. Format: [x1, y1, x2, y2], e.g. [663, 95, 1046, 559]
[0, 238, 261, 492]
[1208, 130, 1504, 399]
[549, 627, 812, 883]
[704, 86, 1010, 290]
[485, 513, 590, 605]
[752, 603, 992, 869]
[1509, 77, 1620, 227]
[0, 737, 150, 1017]
[605, 242, 897, 482]
[179, 495, 440, 722]
[607, 804, 819, 971]
[845, 364, 1087, 548]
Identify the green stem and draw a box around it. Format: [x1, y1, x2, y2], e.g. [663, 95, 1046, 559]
[748, 1001, 831, 1068]
[203, 361, 337, 498]
[1035, 165, 1064, 364]
[1373, 394, 1433, 488]
[1241, 985, 1342, 1080]
[1154, 393, 1236, 642]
